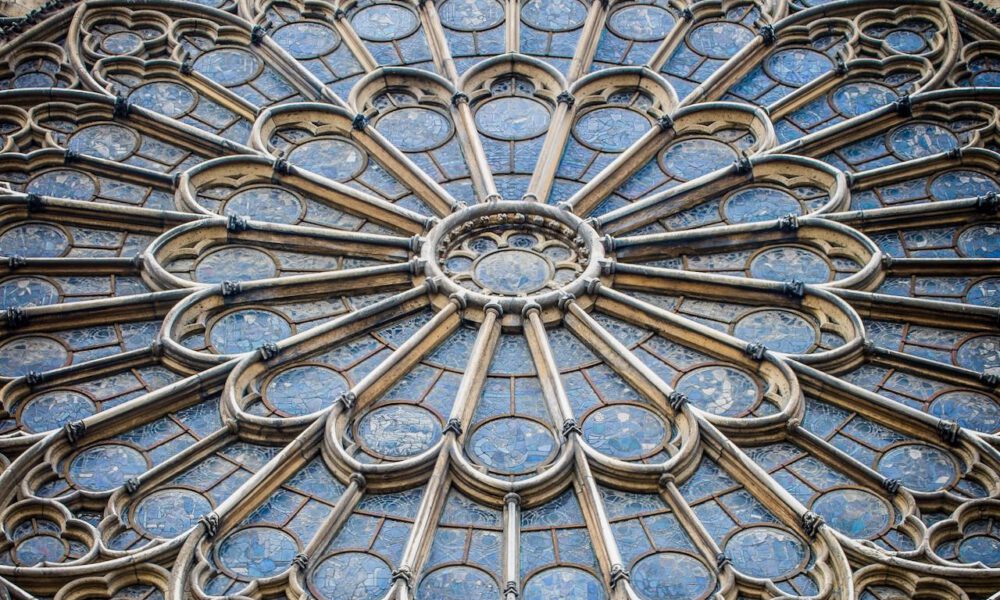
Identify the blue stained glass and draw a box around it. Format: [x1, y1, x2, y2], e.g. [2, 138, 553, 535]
[956, 335, 1000, 374]
[723, 187, 801, 223]
[0, 223, 68, 257]
[417, 566, 499, 600]
[929, 170, 998, 201]
[582, 405, 667, 459]
[133, 488, 211, 538]
[287, 139, 367, 182]
[876, 443, 958, 492]
[749, 246, 831, 283]
[675, 366, 759, 416]
[67, 124, 139, 160]
[887, 123, 959, 160]
[272, 22, 339, 58]
[310, 551, 393, 599]
[733, 309, 817, 354]
[765, 49, 833, 86]
[129, 82, 197, 118]
[521, 0, 587, 30]
[351, 5, 419, 41]
[0, 335, 68, 377]
[377, 107, 453, 151]
[831, 82, 896, 118]
[574, 107, 649, 152]
[930, 390, 1000, 433]
[608, 5, 674, 41]
[438, 0, 504, 30]
[811, 489, 890, 539]
[957, 526, 1000, 567]
[102, 31, 143, 54]
[20, 390, 96, 433]
[68, 443, 148, 491]
[631, 552, 714, 600]
[660, 138, 736, 181]
[357, 404, 442, 457]
[26, 169, 97, 201]
[474, 249, 551, 293]
[223, 186, 304, 223]
[193, 48, 262, 86]
[469, 417, 556, 473]
[476, 97, 550, 140]
[688, 22, 754, 59]
[884, 30, 927, 53]
[958, 224, 1000, 258]
[7, 274, 76, 305]
[14, 534, 66, 566]
[724, 526, 806, 579]
[217, 526, 298, 578]
[266, 365, 349, 416]
[194, 247, 277, 283]
[208, 309, 292, 355]
[523, 567, 606, 600]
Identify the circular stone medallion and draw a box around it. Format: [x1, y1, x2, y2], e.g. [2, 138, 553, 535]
[357, 404, 442, 458]
[468, 417, 556, 473]
[473, 249, 552, 294]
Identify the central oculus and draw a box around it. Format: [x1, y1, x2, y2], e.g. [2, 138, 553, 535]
[422, 201, 605, 319]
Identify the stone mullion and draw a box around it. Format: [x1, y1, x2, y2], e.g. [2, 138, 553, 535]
[384, 309, 502, 598]
[646, 12, 694, 72]
[522, 305, 576, 424]
[258, 35, 350, 107]
[331, 11, 380, 72]
[501, 491, 521, 600]
[419, 0, 461, 83]
[572, 444, 639, 600]
[451, 95, 500, 201]
[566, 0, 609, 83]
[505, 0, 520, 52]
[525, 93, 576, 203]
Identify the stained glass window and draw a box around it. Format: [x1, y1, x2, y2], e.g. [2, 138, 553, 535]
[1, 0, 1000, 598]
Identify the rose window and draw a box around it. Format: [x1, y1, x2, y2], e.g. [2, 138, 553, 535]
[0, 0, 1000, 599]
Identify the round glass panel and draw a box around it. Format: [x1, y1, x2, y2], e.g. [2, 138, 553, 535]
[217, 526, 298, 578]
[194, 247, 278, 284]
[967, 278, 1000, 307]
[631, 552, 714, 600]
[0, 276, 58, 308]
[377, 107, 453, 151]
[208, 309, 292, 355]
[21, 390, 96, 433]
[958, 534, 1000, 567]
[473, 249, 552, 294]
[958, 224, 1000, 258]
[929, 390, 1000, 433]
[193, 48, 262, 86]
[582, 404, 667, 460]
[888, 123, 959, 161]
[129, 82, 197, 118]
[766, 48, 833, 86]
[224, 186, 304, 223]
[723, 187, 801, 224]
[68, 443, 148, 491]
[608, 5, 674, 41]
[956, 335, 1000, 374]
[725, 526, 807, 579]
[351, 5, 419, 41]
[468, 417, 556, 473]
[522, 566, 606, 600]
[675, 366, 760, 417]
[27, 169, 97, 201]
[521, 0, 588, 31]
[67, 124, 139, 161]
[688, 22, 755, 59]
[102, 31, 143, 54]
[310, 551, 393, 600]
[812, 488, 891, 539]
[357, 404, 442, 457]
[831, 82, 896, 117]
[930, 170, 998, 201]
[15, 534, 66, 566]
[661, 138, 736, 181]
[438, 0, 505, 31]
[0, 223, 68, 257]
[265, 365, 349, 416]
[287, 139, 366, 182]
[0, 336, 68, 377]
[272, 22, 339, 58]
[574, 107, 649, 152]
[750, 246, 832, 283]
[475, 97, 550, 140]
[877, 443, 958, 492]
[417, 565, 499, 600]
[133, 488, 211, 538]
[733, 309, 817, 354]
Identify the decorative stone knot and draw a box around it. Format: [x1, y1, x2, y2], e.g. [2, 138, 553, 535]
[937, 419, 960, 445]
[667, 391, 688, 411]
[745, 342, 766, 361]
[802, 511, 824, 539]
[258, 343, 280, 360]
[64, 420, 86, 445]
[199, 512, 221, 538]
